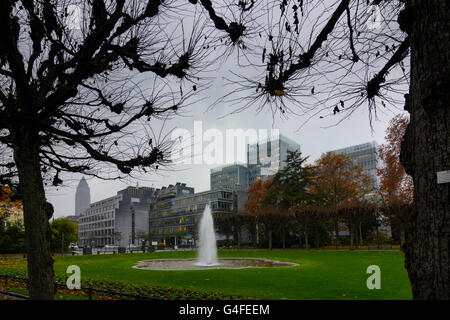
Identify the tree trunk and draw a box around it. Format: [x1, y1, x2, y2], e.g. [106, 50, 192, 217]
[334, 220, 339, 249]
[400, 225, 406, 250]
[359, 222, 363, 248]
[315, 227, 320, 248]
[237, 227, 241, 249]
[304, 226, 309, 250]
[268, 229, 272, 250]
[13, 141, 54, 299]
[349, 226, 354, 251]
[281, 229, 286, 249]
[376, 223, 380, 250]
[400, 0, 450, 299]
[255, 223, 259, 246]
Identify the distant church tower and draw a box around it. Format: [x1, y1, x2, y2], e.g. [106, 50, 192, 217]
[75, 177, 91, 216]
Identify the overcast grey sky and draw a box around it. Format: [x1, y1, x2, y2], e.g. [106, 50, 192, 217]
[43, 0, 408, 218]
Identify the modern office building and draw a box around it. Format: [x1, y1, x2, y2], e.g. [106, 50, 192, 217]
[78, 183, 194, 247]
[210, 134, 301, 193]
[247, 134, 301, 187]
[78, 186, 153, 247]
[75, 177, 91, 217]
[329, 141, 380, 194]
[149, 189, 236, 242]
[210, 164, 249, 192]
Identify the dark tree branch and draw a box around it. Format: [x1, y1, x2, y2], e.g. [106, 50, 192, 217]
[199, 0, 245, 43]
[367, 36, 410, 99]
[43, 125, 163, 174]
[282, 0, 350, 82]
[346, 5, 359, 63]
[0, 2, 29, 100]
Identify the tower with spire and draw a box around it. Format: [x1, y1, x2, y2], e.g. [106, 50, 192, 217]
[75, 177, 91, 216]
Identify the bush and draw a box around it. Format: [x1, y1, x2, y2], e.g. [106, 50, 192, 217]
[0, 221, 26, 254]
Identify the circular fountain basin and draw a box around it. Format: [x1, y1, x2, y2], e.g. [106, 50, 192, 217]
[133, 258, 299, 270]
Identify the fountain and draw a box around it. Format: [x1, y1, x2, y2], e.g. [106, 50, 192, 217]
[132, 205, 299, 270]
[196, 204, 219, 266]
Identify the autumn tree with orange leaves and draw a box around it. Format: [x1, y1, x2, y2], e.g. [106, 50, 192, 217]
[244, 179, 290, 249]
[0, 185, 22, 221]
[378, 114, 414, 248]
[244, 179, 271, 216]
[243, 179, 266, 246]
[0, 185, 24, 253]
[244, 179, 271, 248]
[310, 152, 373, 248]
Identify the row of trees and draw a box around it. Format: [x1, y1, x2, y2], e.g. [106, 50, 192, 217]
[216, 115, 414, 250]
[0, 215, 78, 254]
[215, 150, 382, 250]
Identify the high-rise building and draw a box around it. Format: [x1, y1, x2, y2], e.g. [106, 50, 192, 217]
[75, 177, 90, 217]
[210, 134, 301, 192]
[246, 134, 301, 188]
[329, 141, 380, 194]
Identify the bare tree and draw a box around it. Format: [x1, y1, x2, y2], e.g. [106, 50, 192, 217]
[0, 0, 246, 299]
[216, 0, 448, 299]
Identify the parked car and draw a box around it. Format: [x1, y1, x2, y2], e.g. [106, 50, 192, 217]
[69, 243, 79, 250]
[104, 244, 118, 249]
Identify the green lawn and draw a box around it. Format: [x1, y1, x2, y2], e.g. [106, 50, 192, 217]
[0, 249, 412, 300]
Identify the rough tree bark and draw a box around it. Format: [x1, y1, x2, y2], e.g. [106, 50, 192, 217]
[304, 225, 309, 250]
[268, 229, 273, 250]
[400, 0, 450, 299]
[237, 226, 241, 249]
[13, 137, 54, 299]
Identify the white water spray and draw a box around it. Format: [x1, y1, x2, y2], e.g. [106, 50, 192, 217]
[196, 204, 218, 266]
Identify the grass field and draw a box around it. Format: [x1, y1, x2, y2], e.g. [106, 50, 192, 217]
[0, 249, 412, 300]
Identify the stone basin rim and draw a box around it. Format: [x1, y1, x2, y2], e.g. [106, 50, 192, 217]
[132, 257, 299, 270]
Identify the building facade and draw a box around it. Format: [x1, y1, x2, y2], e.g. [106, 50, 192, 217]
[210, 164, 249, 192]
[149, 189, 235, 242]
[247, 134, 301, 188]
[329, 141, 380, 195]
[78, 184, 193, 247]
[210, 134, 301, 193]
[75, 177, 91, 217]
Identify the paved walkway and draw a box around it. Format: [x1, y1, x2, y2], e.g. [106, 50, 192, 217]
[0, 292, 27, 300]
